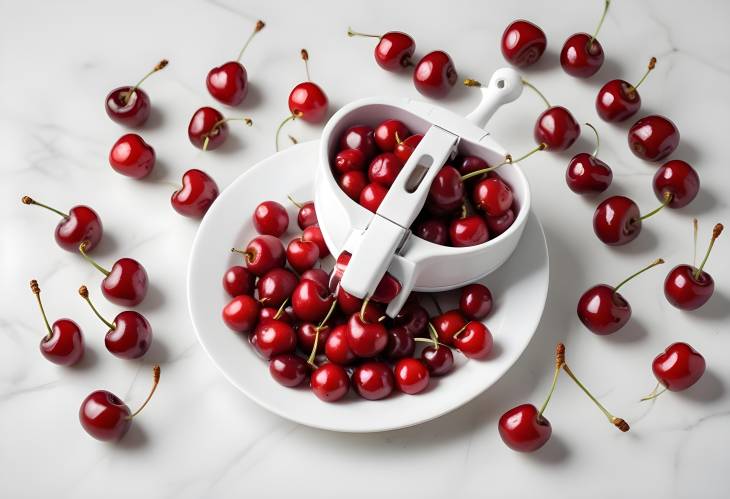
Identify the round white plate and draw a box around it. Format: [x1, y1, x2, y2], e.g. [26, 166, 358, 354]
[187, 141, 549, 433]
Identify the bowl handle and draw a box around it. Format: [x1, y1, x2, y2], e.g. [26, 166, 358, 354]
[465, 68, 523, 128]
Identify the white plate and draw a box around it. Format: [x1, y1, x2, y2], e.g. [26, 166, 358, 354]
[187, 141, 549, 433]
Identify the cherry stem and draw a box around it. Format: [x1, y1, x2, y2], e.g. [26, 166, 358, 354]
[414, 337, 450, 349]
[125, 60, 168, 104]
[301, 49, 311, 81]
[231, 247, 254, 263]
[347, 27, 381, 39]
[630, 57, 657, 92]
[273, 298, 289, 320]
[692, 218, 699, 268]
[538, 343, 566, 417]
[427, 322, 440, 349]
[613, 258, 664, 294]
[275, 114, 300, 152]
[78, 285, 114, 329]
[585, 122, 600, 157]
[237, 20, 265, 62]
[359, 296, 371, 322]
[561, 360, 629, 431]
[452, 323, 468, 340]
[289, 135, 299, 145]
[79, 242, 110, 276]
[521, 79, 551, 108]
[589, 0, 611, 46]
[30, 280, 53, 341]
[317, 300, 338, 330]
[460, 143, 545, 181]
[638, 192, 672, 221]
[640, 381, 667, 402]
[21, 196, 68, 218]
[286, 195, 303, 209]
[694, 223, 723, 279]
[203, 117, 253, 151]
[126, 365, 161, 420]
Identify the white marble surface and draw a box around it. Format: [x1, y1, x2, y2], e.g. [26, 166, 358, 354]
[1, 0, 729, 497]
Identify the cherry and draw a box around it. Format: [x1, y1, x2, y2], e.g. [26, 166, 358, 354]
[596, 57, 656, 122]
[394, 134, 423, 163]
[457, 155, 489, 184]
[109, 134, 155, 179]
[297, 323, 330, 355]
[30, 280, 84, 366]
[105, 60, 167, 127]
[310, 363, 349, 402]
[421, 345, 454, 376]
[339, 125, 377, 160]
[334, 148, 366, 174]
[347, 27, 415, 71]
[560, 0, 610, 78]
[79, 242, 148, 306]
[653, 160, 699, 209]
[414, 217, 448, 245]
[340, 171, 368, 200]
[368, 153, 404, 187]
[650, 342, 706, 393]
[254, 319, 297, 359]
[78, 285, 151, 359]
[269, 353, 308, 388]
[291, 279, 335, 323]
[593, 194, 670, 246]
[427, 166, 464, 213]
[577, 258, 664, 334]
[449, 214, 489, 247]
[413, 51, 457, 99]
[287, 237, 320, 273]
[352, 361, 394, 400]
[188, 106, 252, 151]
[346, 312, 387, 358]
[325, 324, 356, 365]
[336, 288, 364, 315]
[499, 404, 552, 452]
[222, 294, 261, 333]
[288, 198, 317, 230]
[300, 268, 330, 289]
[222, 266, 256, 297]
[359, 183, 388, 212]
[501, 20, 547, 67]
[394, 358, 430, 394]
[472, 177, 512, 217]
[485, 209, 516, 236]
[231, 235, 286, 276]
[331, 252, 402, 304]
[22, 196, 103, 253]
[432, 309, 467, 345]
[374, 120, 410, 152]
[253, 200, 289, 237]
[206, 20, 265, 106]
[664, 222, 722, 310]
[257, 268, 298, 307]
[302, 224, 329, 258]
[393, 302, 429, 337]
[535, 106, 580, 151]
[453, 321, 493, 359]
[79, 365, 160, 441]
[566, 123, 613, 194]
[628, 115, 680, 162]
[459, 283, 493, 320]
[259, 304, 295, 325]
[385, 326, 416, 360]
[171, 169, 219, 219]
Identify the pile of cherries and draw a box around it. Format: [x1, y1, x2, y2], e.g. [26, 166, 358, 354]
[221, 198, 496, 401]
[332, 120, 520, 247]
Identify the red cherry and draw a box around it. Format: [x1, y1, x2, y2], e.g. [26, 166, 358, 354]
[348, 28, 415, 71]
[653, 160, 699, 209]
[499, 403, 551, 452]
[414, 217, 449, 245]
[374, 120, 410, 152]
[109, 134, 155, 179]
[352, 361, 394, 400]
[432, 309, 467, 345]
[368, 153, 404, 187]
[453, 321, 493, 359]
[292, 199, 317, 229]
[394, 134, 423, 163]
[339, 170, 368, 200]
[346, 313, 387, 358]
[592, 195, 641, 246]
[222, 266, 255, 297]
[259, 305, 295, 325]
[253, 200, 289, 237]
[288, 81, 328, 123]
[459, 283, 493, 320]
[79, 365, 160, 441]
[427, 166, 464, 213]
[421, 345, 454, 376]
[269, 353, 308, 387]
[385, 326, 416, 361]
[286, 238, 320, 273]
[22, 196, 103, 253]
[300, 268, 330, 289]
[339, 125, 377, 160]
[457, 155, 489, 184]
[296, 323, 330, 355]
[652, 342, 706, 392]
[534, 106, 580, 151]
[393, 302, 429, 337]
[257, 268, 298, 307]
[222, 294, 260, 333]
[394, 358, 430, 394]
[171, 169, 219, 219]
[310, 363, 350, 402]
[105, 60, 167, 127]
[485, 209, 516, 236]
[302, 224, 329, 258]
[560, 1, 610, 77]
[449, 215, 489, 247]
[359, 183, 388, 212]
[331, 252, 402, 304]
[232, 235, 286, 276]
[472, 177, 513, 216]
[189, 107, 251, 151]
[336, 288, 364, 315]
[79, 243, 148, 306]
[596, 57, 656, 122]
[628, 115, 680, 162]
[291, 279, 335, 323]
[413, 51, 457, 99]
[30, 280, 84, 366]
[325, 324, 356, 365]
[334, 148, 366, 174]
[501, 20, 547, 67]
[566, 153, 612, 194]
[254, 319, 297, 359]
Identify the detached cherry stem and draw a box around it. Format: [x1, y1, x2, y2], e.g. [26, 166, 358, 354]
[79, 242, 110, 277]
[585, 123, 600, 157]
[125, 59, 168, 105]
[126, 365, 161, 420]
[589, 0, 611, 47]
[29, 280, 53, 341]
[460, 143, 545, 181]
[203, 117, 253, 151]
[78, 285, 114, 329]
[237, 20, 265, 62]
[22, 196, 68, 218]
[640, 381, 667, 402]
[694, 223, 723, 279]
[629, 57, 657, 94]
[538, 343, 566, 417]
[613, 258, 665, 295]
[347, 27, 381, 40]
[638, 191, 672, 221]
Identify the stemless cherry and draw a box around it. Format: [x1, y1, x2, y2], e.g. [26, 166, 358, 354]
[453, 321, 493, 359]
[287, 237, 320, 273]
[653, 160, 699, 209]
[346, 313, 387, 358]
[109, 134, 155, 179]
[427, 166, 464, 213]
[359, 183, 388, 212]
[340, 171, 368, 200]
[30, 280, 83, 366]
[596, 57, 656, 122]
[432, 309, 467, 345]
[105, 60, 167, 127]
[374, 120, 410, 152]
[368, 153, 403, 187]
[449, 215, 489, 247]
[413, 51, 457, 99]
[414, 217, 448, 245]
[501, 20, 547, 67]
[257, 268, 298, 307]
[79, 242, 148, 307]
[353, 361, 394, 400]
[253, 200, 289, 237]
[593, 194, 670, 246]
[421, 345, 454, 376]
[651, 342, 706, 392]
[394, 358, 430, 394]
[394, 134, 423, 163]
[560, 0, 610, 78]
[254, 319, 297, 359]
[222, 266, 255, 297]
[22, 196, 103, 253]
[222, 294, 260, 333]
[171, 169, 219, 219]
[269, 353, 308, 387]
[486, 209, 516, 236]
[628, 115, 680, 162]
[566, 123, 613, 194]
[473, 177, 512, 216]
[459, 283, 493, 320]
[188, 106, 252, 151]
[334, 148, 366, 173]
[325, 324, 356, 365]
[231, 235, 286, 276]
[339, 125, 377, 160]
[347, 27, 415, 71]
[310, 363, 349, 402]
[291, 279, 335, 323]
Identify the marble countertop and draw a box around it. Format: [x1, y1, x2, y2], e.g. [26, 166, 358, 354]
[1, 0, 728, 497]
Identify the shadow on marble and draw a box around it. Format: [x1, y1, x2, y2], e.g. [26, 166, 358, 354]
[145, 106, 166, 131]
[529, 433, 571, 465]
[673, 138, 703, 166]
[117, 423, 149, 451]
[137, 282, 166, 313]
[69, 345, 99, 372]
[682, 188, 720, 217]
[692, 290, 730, 322]
[592, 56, 624, 86]
[600, 316, 649, 344]
[140, 157, 173, 185]
[679, 369, 724, 403]
[239, 81, 266, 111]
[610, 224, 659, 256]
[214, 131, 245, 155]
[547, 132, 595, 163]
[92, 231, 120, 259]
[520, 48, 560, 75]
[144, 336, 172, 365]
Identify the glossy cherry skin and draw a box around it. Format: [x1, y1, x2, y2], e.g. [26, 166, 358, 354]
[459, 283, 493, 320]
[653, 160, 699, 208]
[596, 79, 641, 122]
[501, 20, 547, 67]
[302, 224, 329, 258]
[334, 148, 366, 174]
[54, 206, 103, 253]
[413, 51, 457, 99]
[374, 32, 415, 71]
[628, 115, 680, 162]
[453, 321, 493, 359]
[394, 358, 430, 394]
[652, 342, 706, 391]
[393, 302, 429, 337]
[269, 354, 308, 387]
[498, 404, 551, 452]
[368, 153, 403, 187]
[296, 201, 318, 230]
[188, 107, 227, 150]
[331, 252, 402, 304]
[257, 268, 298, 307]
[473, 178, 513, 216]
[300, 268, 329, 289]
[374, 119, 409, 152]
[486, 209, 516, 236]
[346, 314, 388, 358]
[457, 156, 489, 184]
[450, 216, 489, 247]
[105, 311, 152, 359]
[101, 258, 148, 307]
[414, 218, 448, 245]
[353, 361, 394, 400]
[325, 324, 356, 365]
[253, 201, 289, 237]
[577, 284, 631, 334]
[385, 326, 416, 361]
[222, 294, 260, 333]
[427, 166, 464, 213]
[340, 171, 368, 200]
[109, 134, 155, 179]
[206, 61, 247, 106]
[296, 323, 330, 355]
[286, 238, 320, 273]
[310, 363, 350, 402]
[171, 169, 219, 218]
[566, 153, 613, 194]
[560, 33, 604, 78]
[254, 319, 297, 359]
[664, 265, 714, 310]
[40, 319, 84, 366]
[359, 183, 388, 212]
[394, 134, 423, 163]
[421, 345, 454, 376]
[534, 106, 580, 151]
[291, 279, 335, 323]
[240, 235, 286, 276]
[289, 82, 328, 123]
[432, 309, 467, 345]
[105, 87, 150, 127]
[259, 305, 295, 325]
[339, 125, 377, 160]
[79, 390, 131, 441]
[593, 195, 641, 246]
[222, 266, 255, 297]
